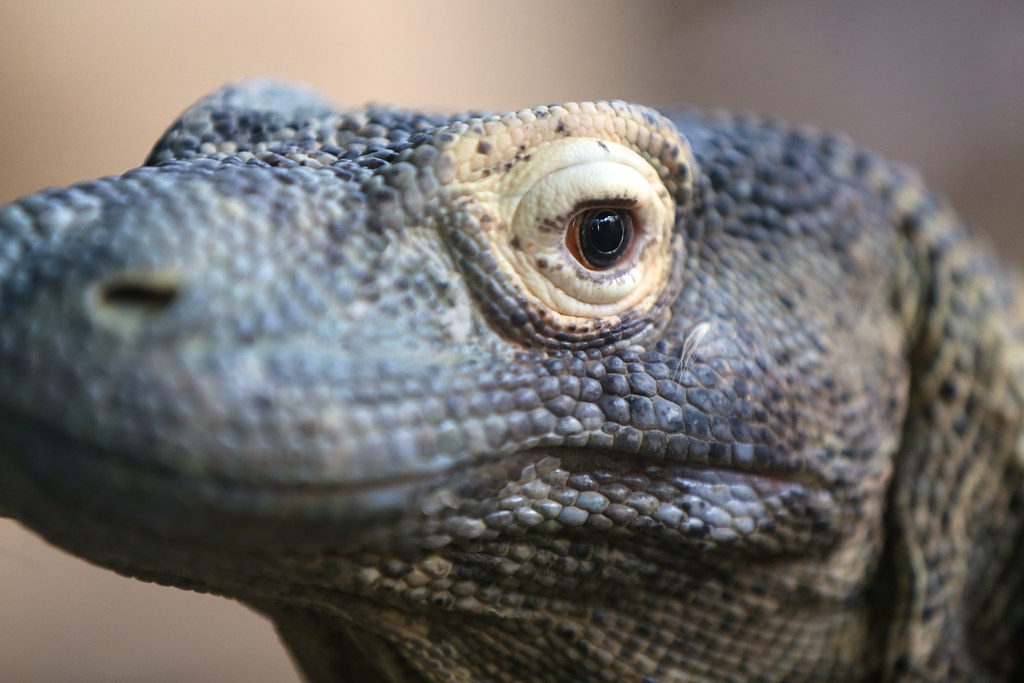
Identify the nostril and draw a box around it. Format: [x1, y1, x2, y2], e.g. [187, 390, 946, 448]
[99, 279, 179, 313]
[87, 271, 183, 333]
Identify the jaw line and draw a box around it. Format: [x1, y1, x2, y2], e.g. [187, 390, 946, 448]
[0, 392, 825, 563]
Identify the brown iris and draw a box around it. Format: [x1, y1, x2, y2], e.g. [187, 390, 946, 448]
[567, 208, 633, 270]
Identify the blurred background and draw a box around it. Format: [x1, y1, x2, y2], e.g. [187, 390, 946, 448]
[0, 1, 1021, 680]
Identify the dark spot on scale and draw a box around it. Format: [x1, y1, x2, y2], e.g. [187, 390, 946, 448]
[481, 214, 493, 223]
[510, 236, 521, 249]
[477, 140, 492, 154]
[597, 141, 609, 152]
[555, 120, 566, 134]
[939, 379, 958, 401]
[537, 257, 548, 268]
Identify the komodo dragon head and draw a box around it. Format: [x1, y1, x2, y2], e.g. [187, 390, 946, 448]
[0, 82, 1021, 681]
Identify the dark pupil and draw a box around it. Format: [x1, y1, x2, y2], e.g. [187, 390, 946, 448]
[580, 209, 631, 268]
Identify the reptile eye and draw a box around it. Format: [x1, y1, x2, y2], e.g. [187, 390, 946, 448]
[568, 208, 633, 270]
[485, 136, 683, 315]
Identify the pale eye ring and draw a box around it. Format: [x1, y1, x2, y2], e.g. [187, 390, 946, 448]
[567, 208, 634, 270]
[488, 137, 680, 314]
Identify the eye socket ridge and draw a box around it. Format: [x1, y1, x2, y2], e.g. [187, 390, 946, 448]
[566, 205, 636, 271]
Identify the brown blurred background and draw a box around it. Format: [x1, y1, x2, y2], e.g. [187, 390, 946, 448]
[0, 1, 1021, 681]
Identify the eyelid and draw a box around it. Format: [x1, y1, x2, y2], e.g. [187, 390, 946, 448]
[569, 197, 639, 212]
[462, 136, 679, 319]
[506, 159, 669, 308]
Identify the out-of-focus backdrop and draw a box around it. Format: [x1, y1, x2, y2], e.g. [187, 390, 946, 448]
[0, 1, 1021, 680]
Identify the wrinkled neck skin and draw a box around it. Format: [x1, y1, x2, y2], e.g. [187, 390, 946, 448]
[247, 526, 891, 683]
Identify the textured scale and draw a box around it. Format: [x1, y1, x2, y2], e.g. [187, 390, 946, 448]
[0, 81, 1021, 682]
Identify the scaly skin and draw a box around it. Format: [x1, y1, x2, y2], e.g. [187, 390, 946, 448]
[0, 82, 1020, 681]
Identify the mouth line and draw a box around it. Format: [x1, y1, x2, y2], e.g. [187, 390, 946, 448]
[0, 402, 831, 566]
[0, 400, 816, 500]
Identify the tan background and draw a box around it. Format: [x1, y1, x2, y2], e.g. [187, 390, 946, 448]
[1, 1, 1021, 681]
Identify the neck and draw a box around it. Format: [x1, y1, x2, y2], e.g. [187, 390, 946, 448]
[254, 553, 882, 682]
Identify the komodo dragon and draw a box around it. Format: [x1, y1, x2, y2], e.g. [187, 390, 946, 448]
[0, 81, 1021, 682]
